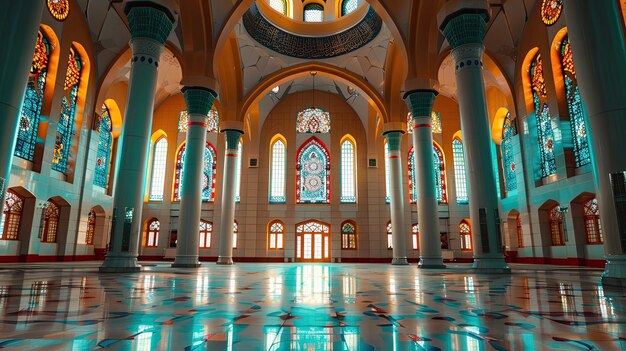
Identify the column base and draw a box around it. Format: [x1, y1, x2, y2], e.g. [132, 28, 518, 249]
[99, 254, 140, 273]
[418, 257, 446, 269]
[602, 255, 626, 286]
[391, 257, 409, 265]
[172, 255, 200, 268]
[472, 256, 511, 274]
[217, 256, 234, 265]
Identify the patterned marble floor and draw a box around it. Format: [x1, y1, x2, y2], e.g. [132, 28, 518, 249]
[0, 262, 622, 350]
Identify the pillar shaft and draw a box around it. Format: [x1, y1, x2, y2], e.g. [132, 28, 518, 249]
[563, 0, 626, 283]
[216, 130, 243, 265]
[404, 90, 445, 269]
[385, 131, 409, 265]
[0, 0, 45, 213]
[100, 4, 175, 272]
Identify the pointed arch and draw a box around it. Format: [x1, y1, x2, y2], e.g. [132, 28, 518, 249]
[451, 136, 468, 204]
[144, 218, 160, 248]
[173, 141, 218, 202]
[148, 132, 168, 201]
[94, 104, 113, 189]
[270, 134, 287, 203]
[0, 190, 24, 241]
[460, 219, 472, 251]
[199, 220, 213, 248]
[296, 137, 330, 204]
[340, 134, 357, 203]
[268, 219, 285, 250]
[341, 220, 357, 249]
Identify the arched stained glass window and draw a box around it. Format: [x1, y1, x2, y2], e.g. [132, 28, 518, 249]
[386, 221, 392, 249]
[531, 53, 557, 177]
[52, 46, 82, 174]
[86, 209, 95, 245]
[341, 221, 357, 249]
[560, 35, 590, 168]
[42, 202, 60, 243]
[296, 108, 330, 133]
[149, 137, 168, 201]
[268, 220, 284, 250]
[433, 143, 448, 204]
[501, 113, 518, 193]
[460, 220, 472, 250]
[340, 138, 356, 203]
[408, 146, 417, 204]
[583, 198, 602, 244]
[233, 221, 239, 249]
[412, 223, 419, 250]
[145, 218, 159, 247]
[407, 112, 442, 134]
[452, 138, 468, 204]
[235, 141, 243, 202]
[269, 0, 287, 15]
[173, 142, 217, 202]
[516, 214, 524, 248]
[270, 138, 286, 203]
[199, 220, 212, 248]
[549, 206, 564, 246]
[1, 190, 23, 240]
[177, 109, 219, 133]
[296, 137, 330, 204]
[15, 30, 50, 161]
[304, 3, 324, 22]
[341, 0, 358, 16]
[384, 142, 390, 203]
[94, 105, 113, 189]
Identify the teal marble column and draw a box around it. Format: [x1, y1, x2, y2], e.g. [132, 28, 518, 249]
[384, 130, 409, 265]
[563, 0, 626, 285]
[172, 87, 216, 268]
[216, 129, 243, 265]
[404, 90, 445, 269]
[100, 3, 175, 272]
[438, 1, 509, 273]
[0, 0, 45, 214]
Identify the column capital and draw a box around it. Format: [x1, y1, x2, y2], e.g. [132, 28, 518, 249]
[182, 86, 217, 116]
[403, 89, 438, 119]
[438, 0, 489, 49]
[125, 2, 176, 44]
[223, 129, 243, 150]
[383, 130, 402, 152]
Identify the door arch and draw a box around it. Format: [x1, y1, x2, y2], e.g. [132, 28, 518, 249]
[295, 220, 330, 262]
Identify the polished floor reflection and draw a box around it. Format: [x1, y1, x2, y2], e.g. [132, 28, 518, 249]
[0, 262, 623, 350]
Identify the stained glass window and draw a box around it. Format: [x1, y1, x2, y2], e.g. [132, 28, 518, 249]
[407, 112, 441, 134]
[177, 109, 219, 133]
[433, 143, 448, 204]
[304, 3, 324, 22]
[235, 141, 243, 202]
[560, 36, 590, 168]
[549, 206, 564, 246]
[269, 0, 287, 15]
[501, 113, 518, 193]
[199, 220, 212, 248]
[384, 142, 390, 204]
[460, 220, 471, 250]
[516, 214, 524, 248]
[47, 0, 70, 21]
[408, 146, 417, 204]
[268, 220, 284, 250]
[86, 209, 95, 245]
[94, 105, 113, 189]
[584, 198, 602, 244]
[412, 223, 419, 250]
[296, 137, 330, 204]
[386, 221, 392, 249]
[145, 218, 159, 247]
[149, 137, 168, 201]
[341, 221, 357, 249]
[270, 138, 286, 203]
[341, 0, 358, 16]
[1, 190, 23, 240]
[42, 202, 60, 243]
[233, 221, 239, 249]
[296, 108, 330, 133]
[173, 142, 217, 202]
[52, 47, 82, 174]
[340, 139, 356, 203]
[15, 30, 49, 162]
[541, 0, 563, 26]
[531, 53, 557, 177]
[452, 138, 469, 204]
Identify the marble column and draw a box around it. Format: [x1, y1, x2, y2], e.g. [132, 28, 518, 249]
[383, 129, 409, 265]
[404, 90, 446, 269]
[438, 1, 509, 273]
[172, 87, 217, 268]
[0, 0, 45, 214]
[216, 127, 243, 265]
[563, 0, 626, 285]
[100, 3, 175, 273]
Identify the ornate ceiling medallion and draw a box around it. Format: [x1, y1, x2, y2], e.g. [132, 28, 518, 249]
[47, 0, 70, 22]
[541, 0, 563, 26]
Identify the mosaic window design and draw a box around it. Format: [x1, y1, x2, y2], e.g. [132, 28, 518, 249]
[517, 214, 524, 248]
[412, 223, 419, 250]
[47, 0, 70, 21]
[296, 138, 330, 204]
[233, 221, 239, 249]
[452, 138, 469, 204]
[541, 0, 563, 26]
[341, 221, 357, 249]
[386, 221, 392, 249]
[531, 53, 557, 177]
[177, 109, 219, 133]
[15, 30, 49, 162]
[384, 142, 390, 203]
[149, 137, 168, 201]
[460, 220, 472, 251]
[296, 108, 330, 133]
[549, 206, 565, 246]
[235, 141, 243, 202]
[269, 0, 287, 15]
[408, 146, 417, 204]
[94, 105, 113, 189]
[173, 142, 217, 202]
[433, 143, 448, 204]
[86, 209, 95, 245]
[52, 47, 82, 174]
[199, 220, 212, 248]
[584, 198, 602, 244]
[561, 36, 590, 168]
[407, 112, 442, 134]
[340, 139, 356, 203]
[268, 220, 284, 250]
[501, 113, 518, 192]
[270, 138, 287, 203]
[42, 202, 60, 243]
[341, 0, 358, 16]
[1, 190, 23, 240]
[145, 218, 159, 247]
[304, 3, 324, 22]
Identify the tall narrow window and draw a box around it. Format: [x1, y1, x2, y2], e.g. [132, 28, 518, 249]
[408, 146, 417, 204]
[549, 206, 564, 246]
[341, 221, 357, 249]
[296, 137, 330, 204]
[516, 214, 524, 248]
[235, 141, 243, 202]
[233, 221, 239, 249]
[460, 220, 472, 251]
[199, 220, 212, 248]
[303, 3, 324, 22]
[173, 142, 217, 202]
[42, 202, 60, 243]
[16, 30, 50, 161]
[1, 190, 23, 240]
[52, 46, 82, 174]
[270, 138, 286, 203]
[269, 0, 287, 15]
[341, 138, 356, 203]
[531, 53, 557, 177]
[433, 143, 448, 204]
[560, 35, 590, 168]
[386, 221, 393, 249]
[144, 218, 160, 247]
[86, 209, 95, 245]
[452, 138, 468, 204]
[501, 114, 518, 193]
[584, 198, 602, 244]
[268, 220, 285, 250]
[412, 224, 419, 250]
[341, 0, 358, 16]
[384, 142, 390, 203]
[149, 137, 168, 201]
[94, 105, 113, 189]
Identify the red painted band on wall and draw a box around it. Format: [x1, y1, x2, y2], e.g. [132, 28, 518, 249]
[413, 124, 432, 129]
[187, 122, 208, 127]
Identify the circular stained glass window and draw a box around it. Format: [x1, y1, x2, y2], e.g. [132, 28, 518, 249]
[541, 0, 563, 26]
[47, 0, 70, 21]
